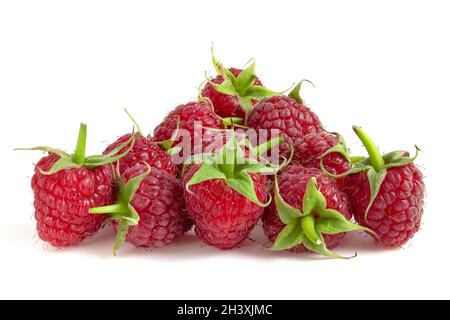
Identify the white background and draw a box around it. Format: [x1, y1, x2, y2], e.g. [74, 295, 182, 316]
[0, 0, 448, 300]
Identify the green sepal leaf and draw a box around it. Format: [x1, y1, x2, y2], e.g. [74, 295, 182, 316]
[185, 129, 280, 207]
[271, 174, 363, 259]
[209, 78, 238, 96]
[320, 143, 352, 164]
[19, 125, 137, 175]
[158, 139, 175, 152]
[244, 86, 282, 100]
[288, 79, 314, 105]
[157, 117, 181, 152]
[124, 108, 143, 135]
[302, 178, 327, 216]
[167, 146, 182, 156]
[227, 171, 270, 207]
[270, 220, 304, 251]
[39, 157, 81, 175]
[120, 168, 149, 208]
[274, 175, 303, 224]
[113, 219, 129, 255]
[211, 44, 222, 75]
[300, 215, 322, 245]
[185, 164, 227, 194]
[320, 162, 370, 179]
[89, 165, 150, 254]
[221, 117, 244, 127]
[254, 136, 283, 156]
[303, 235, 350, 259]
[103, 132, 136, 158]
[239, 163, 280, 175]
[239, 96, 253, 115]
[235, 59, 256, 94]
[216, 134, 237, 178]
[223, 67, 238, 85]
[384, 145, 420, 169]
[383, 150, 410, 164]
[364, 168, 387, 221]
[84, 134, 136, 169]
[15, 146, 69, 158]
[210, 44, 237, 86]
[350, 156, 366, 164]
[316, 209, 375, 235]
[208, 47, 281, 117]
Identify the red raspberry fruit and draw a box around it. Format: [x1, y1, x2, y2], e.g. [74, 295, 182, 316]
[104, 133, 176, 176]
[294, 132, 350, 175]
[182, 133, 282, 250]
[202, 67, 263, 119]
[342, 126, 425, 248]
[293, 131, 351, 187]
[201, 48, 278, 119]
[103, 110, 176, 176]
[263, 165, 371, 258]
[90, 164, 192, 253]
[184, 165, 267, 250]
[153, 101, 224, 164]
[247, 81, 322, 158]
[23, 124, 132, 247]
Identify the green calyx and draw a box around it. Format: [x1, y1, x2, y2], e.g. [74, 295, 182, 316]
[90, 165, 151, 254]
[207, 46, 281, 117]
[288, 79, 315, 105]
[271, 176, 374, 259]
[321, 126, 420, 222]
[17, 123, 136, 175]
[185, 131, 285, 207]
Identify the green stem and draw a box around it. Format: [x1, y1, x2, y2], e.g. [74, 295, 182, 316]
[301, 215, 321, 245]
[124, 109, 142, 134]
[73, 123, 87, 165]
[353, 126, 385, 172]
[89, 203, 129, 215]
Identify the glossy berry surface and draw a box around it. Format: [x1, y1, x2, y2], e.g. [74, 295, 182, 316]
[202, 67, 263, 118]
[344, 164, 425, 247]
[247, 96, 322, 157]
[263, 165, 352, 252]
[32, 154, 113, 247]
[104, 133, 176, 176]
[183, 165, 267, 250]
[117, 165, 192, 248]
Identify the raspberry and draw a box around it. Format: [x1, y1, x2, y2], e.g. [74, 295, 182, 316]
[202, 68, 263, 118]
[104, 133, 176, 176]
[32, 154, 113, 247]
[90, 164, 192, 253]
[153, 102, 224, 164]
[183, 165, 267, 249]
[23, 124, 130, 247]
[263, 165, 354, 255]
[247, 82, 322, 158]
[339, 126, 425, 248]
